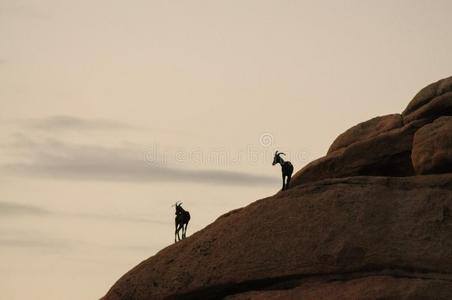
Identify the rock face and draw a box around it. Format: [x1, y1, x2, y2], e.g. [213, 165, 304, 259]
[327, 114, 403, 154]
[412, 116, 452, 175]
[402, 76, 452, 123]
[104, 176, 452, 300]
[104, 77, 452, 300]
[289, 77, 452, 186]
[289, 119, 426, 187]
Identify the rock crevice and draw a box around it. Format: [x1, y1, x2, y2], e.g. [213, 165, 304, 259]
[174, 267, 452, 300]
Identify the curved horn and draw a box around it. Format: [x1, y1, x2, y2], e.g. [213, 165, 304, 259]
[275, 150, 279, 155]
[279, 152, 286, 156]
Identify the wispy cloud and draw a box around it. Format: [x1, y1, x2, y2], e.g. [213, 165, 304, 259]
[1, 137, 278, 186]
[19, 115, 136, 131]
[3, 160, 277, 186]
[0, 1, 51, 19]
[0, 238, 69, 249]
[0, 201, 167, 225]
[3, 115, 203, 138]
[0, 201, 167, 252]
[118, 245, 159, 253]
[68, 211, 167, 225]
[0, 201, 50, 216]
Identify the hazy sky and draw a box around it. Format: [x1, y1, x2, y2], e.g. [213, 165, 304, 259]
[1, 1, 452, 299]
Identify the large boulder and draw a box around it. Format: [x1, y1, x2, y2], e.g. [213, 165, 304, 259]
[412, 116, 452, 175]
[328, 114, 403, 154]
[104, 77, 452, 300]
[103, 175, 452, 300]
[290, 119, 426, 186]
[403, 76, 452, 123]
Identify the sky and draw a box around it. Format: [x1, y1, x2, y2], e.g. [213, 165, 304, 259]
[1, 0, 452, 299]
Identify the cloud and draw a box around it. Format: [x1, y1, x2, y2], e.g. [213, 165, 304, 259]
[3, 115, 202, 138]
[0, 1, 51, 19]
[3, 160, 277, 186]
[1, 138, 278, 186]
[0, 201, 50, 216]
[20, 115, 136, 131]
[0, 201, 167, 225]
[0, 238, 68, 249]
[66, 211, 168, 225]
[117, 245, 160, 253]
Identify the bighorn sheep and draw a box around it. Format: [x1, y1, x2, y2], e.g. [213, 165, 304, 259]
[174, 201, 190, 243]
[272, 150, 294, 190]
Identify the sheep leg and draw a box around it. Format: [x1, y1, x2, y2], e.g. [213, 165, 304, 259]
[286, 174, 292, 189]
[175, 223, 182, 242]
[282, 173, 286, 190]
[183, 223, 189, 239]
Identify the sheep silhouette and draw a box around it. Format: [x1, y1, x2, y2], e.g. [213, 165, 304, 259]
[174, 201, 190, 243]
[272, 150, 294, 191]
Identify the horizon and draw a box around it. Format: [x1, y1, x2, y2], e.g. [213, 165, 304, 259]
[2, 1, 452, 299]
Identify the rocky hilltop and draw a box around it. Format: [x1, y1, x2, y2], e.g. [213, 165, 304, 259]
[103, 77, 452, 300]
